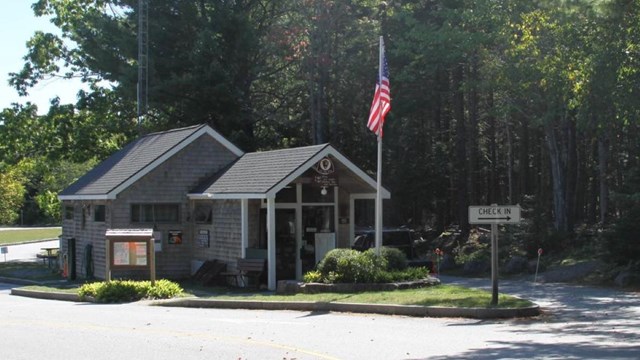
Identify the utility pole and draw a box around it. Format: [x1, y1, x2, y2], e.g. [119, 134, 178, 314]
[137, 0, 149, 133]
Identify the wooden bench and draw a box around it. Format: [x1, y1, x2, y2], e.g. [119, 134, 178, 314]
[221, 258, 266, 288]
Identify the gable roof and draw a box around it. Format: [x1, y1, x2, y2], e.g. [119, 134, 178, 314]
[189, 143, 390, 199]
[59, 124, 244, 200]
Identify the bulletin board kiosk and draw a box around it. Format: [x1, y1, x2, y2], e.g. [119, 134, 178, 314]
[105, 229, 156, 284]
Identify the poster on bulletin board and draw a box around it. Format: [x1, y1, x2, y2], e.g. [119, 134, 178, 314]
[168, 230, 183, 244]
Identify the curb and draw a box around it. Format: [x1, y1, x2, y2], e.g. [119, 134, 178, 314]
[6, 286, 541, 319]
[10, 288, 83, 302]
[154, 297, 540, 319]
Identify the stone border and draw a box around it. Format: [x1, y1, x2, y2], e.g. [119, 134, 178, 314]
[279, 277, 441, 294]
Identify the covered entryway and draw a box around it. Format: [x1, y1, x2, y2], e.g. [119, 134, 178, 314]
[188, 143, 390, 290]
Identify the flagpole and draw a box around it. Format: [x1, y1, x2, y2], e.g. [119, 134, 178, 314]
[375, 36, 383, 255]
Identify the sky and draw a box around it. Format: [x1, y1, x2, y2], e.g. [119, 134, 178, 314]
[0, 1, 88, 114]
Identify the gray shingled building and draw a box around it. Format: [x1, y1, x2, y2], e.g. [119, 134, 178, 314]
[58, 124, 389, 290]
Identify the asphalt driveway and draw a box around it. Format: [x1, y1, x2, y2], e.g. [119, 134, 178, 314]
[438, 275, 640, 359]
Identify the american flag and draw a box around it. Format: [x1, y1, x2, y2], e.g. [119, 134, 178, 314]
[367, 38, 391, 137]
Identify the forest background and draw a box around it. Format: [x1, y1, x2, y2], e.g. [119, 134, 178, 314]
[1, 0, 639, 266]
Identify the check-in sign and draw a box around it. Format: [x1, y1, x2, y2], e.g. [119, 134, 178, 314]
[469, 205, 521, 224]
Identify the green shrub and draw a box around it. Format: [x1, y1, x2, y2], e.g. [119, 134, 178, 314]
[380, 247, 408, 271]
[316, 248, 355, 275]
[77, 282, 102, 298]
[145, 279, 184, 299]
[313, 248, 380, 283]
[385, 267, 429, 282]
[307, 247, 426, 284]
[78, 279, 183, 303]
[302, 270, 322, 283]
[334, 249, 377, 283]
[455, 244, 490, 266]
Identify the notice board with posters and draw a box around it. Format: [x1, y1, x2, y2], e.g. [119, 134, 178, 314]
[105, 229, 156, 282]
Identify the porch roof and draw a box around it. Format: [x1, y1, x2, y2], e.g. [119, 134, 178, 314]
[189, 143, 390, 199]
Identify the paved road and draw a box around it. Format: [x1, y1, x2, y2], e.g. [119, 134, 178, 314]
[0, 226, 61, 263]
[3, 276, 640, 359]
[0, 239, 60, 263]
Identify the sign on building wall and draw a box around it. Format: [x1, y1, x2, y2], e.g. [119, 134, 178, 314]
[153, 230, 162, 252]
[313, 157, 338, 187]
[197, 229, 210, 248]
[168, 230, 183, 245]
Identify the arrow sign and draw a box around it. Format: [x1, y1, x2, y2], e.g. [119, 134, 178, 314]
[469, 205, 521, 224]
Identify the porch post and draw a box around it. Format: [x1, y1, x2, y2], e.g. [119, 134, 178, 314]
[349, 195, 355, 245]
[241, 199, 248, 259]
[295, 183, 303, 280]
[267, 196, 277, 290]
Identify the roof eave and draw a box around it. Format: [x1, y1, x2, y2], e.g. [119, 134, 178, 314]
[188, 192, 268, 200]
[58, 194, 111, 201]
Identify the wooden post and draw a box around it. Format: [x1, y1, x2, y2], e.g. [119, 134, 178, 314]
[490, 204, 499, 306]
[149, 237, 156, 286]
[105, 238, 111, 281]
[267, 197, 276, 290]
[241, 199, 248, 259]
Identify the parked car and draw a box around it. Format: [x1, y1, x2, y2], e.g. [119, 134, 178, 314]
[352, 228, 431, 268]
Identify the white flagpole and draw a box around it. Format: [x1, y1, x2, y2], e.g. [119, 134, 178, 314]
[375, 36, 383, 255]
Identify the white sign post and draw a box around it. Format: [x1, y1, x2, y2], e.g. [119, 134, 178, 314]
[468, 204, 522, 305]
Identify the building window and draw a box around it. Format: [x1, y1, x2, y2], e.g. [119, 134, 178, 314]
[64, 206, 74, 220]
[193, 204, 212, 224]
[131, 204, 180, 223]
[94, 205, 106, 222]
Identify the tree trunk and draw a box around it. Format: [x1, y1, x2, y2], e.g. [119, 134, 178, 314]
[467, 55, 480, 205]
[452, 64, 468, 233]
[544, 121, 569, 233]
[566, 118, 577, 231]
[518, 116, 531, 198]
[506, 119, 513, 203]
[487, 92, 499, 204]
[598, 135, 609, 224]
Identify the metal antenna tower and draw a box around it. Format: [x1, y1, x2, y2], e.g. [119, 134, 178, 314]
[137, 0, 149, 131]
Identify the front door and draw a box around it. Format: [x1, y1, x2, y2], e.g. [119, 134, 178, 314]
[301, 206, 335, 274]
[275, 209, 296, 280]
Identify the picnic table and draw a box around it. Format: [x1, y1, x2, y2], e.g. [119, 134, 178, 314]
[37, 247, 59, 268]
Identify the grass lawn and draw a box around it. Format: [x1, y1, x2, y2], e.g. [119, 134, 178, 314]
[0, 262, 64, 282]
[200, 285, 533, 309]
[0, 228, 61, 246]
[16, 280, 533, 308]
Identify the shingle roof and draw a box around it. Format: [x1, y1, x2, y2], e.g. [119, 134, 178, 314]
[59, 124, 243, 199]
[195, 144, 330, 195]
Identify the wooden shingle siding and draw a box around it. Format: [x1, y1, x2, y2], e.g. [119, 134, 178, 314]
[60, 200, 109, 279]
[64, 135, 239, 280]
[194, 200, 242, 266]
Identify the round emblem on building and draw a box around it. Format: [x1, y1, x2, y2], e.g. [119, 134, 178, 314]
[314, 157, 335, 175]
